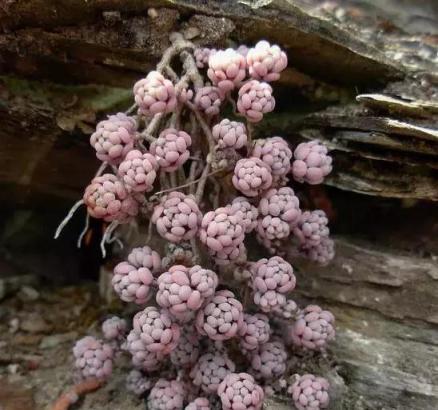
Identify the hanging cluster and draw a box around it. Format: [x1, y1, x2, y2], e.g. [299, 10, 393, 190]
[62, 34, 337, 410]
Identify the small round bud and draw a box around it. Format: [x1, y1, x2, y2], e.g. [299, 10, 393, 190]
[196, 290, 244, 341]
[152, 192, 202, 243]
[134, 71, 177, 116]
[148, 379, 185, 410]
[232, 157, 273, 197]
[251, 137, 292, 177]
[288, 374, 330, 410]
[83, 174, 139, 222]
[90, 113, 136, 165]
[249, 340, 287, 380]
[73, 336, 113, 381]
[170, 327, 201, 368]
[207, 48, 246, 92]
[289, 305, 335, 350]
[230, 197, 258, 233]
[238, 313, 271, 351]
[194, 48, 217, 69]
[117, 150, 158, 193]
[127, 246, 162, 274]
[237, 80, 275, 123]
[212, 119, 248, 150]
[247, 40, 288, 82]
[126, 369, 151, 396]
[190, 352, 236, 393]
[150, 128, 192, 172]
[217, 373, 264, 410]
[125, 329, 164, 371]
[292, 141, 332, 185]
[194, 86, 225, 116]
[293, 210, 329, 248]
[102, 316, 127, 342]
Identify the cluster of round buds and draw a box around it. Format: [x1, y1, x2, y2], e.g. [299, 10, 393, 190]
[83, 174, 139, 222]
[126, 369, 152, 396]
[185, 397, 210, 410]
[150, 128, 192, 172]
[301, 237, 335, 266]
[170, 327, 200, 367]
[73, 336, 113, 381]
[246, 40, 288, 82]
[212, 119, 248, 150]
[117, 150, 158, 193]
[249, 340, 287, 380]
[134, 71, 177, 116]
[256, 215, 290, 242]
[199, 207, 245, 265]
[293, 210, 329, 248]
[238, 313, 271, 351]
[237, 80, 275, 123]
[133, 307, 180, 354]
[259, 187, 301, 226]
[217, 373, 264, 410]
[251, 137, 292, 178]
[194, 48, 216, 69]
[152, 192, 202, 243]
[230, 197, 258, 233]
[288, 374, 330, 410]
[272, 299, 299, 320]
[127, 246, 162, 274]
[292, 140, 333, 185]
[289, 305, 335, 350]
[196, 290, 244, 341]
[125, 329, 163, 371]
[250, 256, 296, 312]
[112, 261, 154, 305]
[194, 86, 224, 116]
[156, 265, 218, 320]
[233, 158, 273, 197]
[207, 48, 246, 92]
[102, 316, 127, 343]
[147, 379, 185, 410]
[190, 352, 236, 393]
[90, 113, 136, 165]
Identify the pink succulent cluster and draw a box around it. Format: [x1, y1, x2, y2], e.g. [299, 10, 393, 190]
[257, 187, 301, 242]
[125, 329, 163, 371]
[126, 369, 152, 396]
[150, 128, 192, 172]
[301, 237, 335, 266]
[133, 307, 180, 354]
[217, 373, 264, 410]
[170, 328, 200, 367]
[233, 157, 273, 197]
[230, 197, 258, 233]
[246, 40, 288, 82]
[147, 379, 186, 410]
[190, 351, 236, 393]
[134, 71, 177, 116]
[289, 305, 335, 350]
[83, 174, 139, 222]
[118, 150, 158, 193]
[252, 137, 292, 178]
[152, 192, 202, 243]
[102, 316, 127, 343]
[239, 313, 271, 351]
[70, 37, 338, 410]
[112, 261, 154, 305]
[208, 48, 246, 92]
[195, 86, 224, 116]
[212, 119, 248, 150]
[194, 47, 216, 69]
[185, 397, 210, 410]
[294, 210, 329, 247]
[196, 290, 244, 341]
[90, 113, 136, 165]
[199, 207, 245, 265]
[156, 265, 218, 320]
[250, 256, 296, 312]
[292, 140, 333, 185]
[288, 374, 330, 410]
[237, 80, 275, 122]
[73, 336, 113, 381]
[127, 246, 162, 274]
[249, 340, 287, 380]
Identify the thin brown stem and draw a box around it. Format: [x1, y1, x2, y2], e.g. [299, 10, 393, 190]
[185, 101, 216, 154]
[195, 163, 211, 201]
